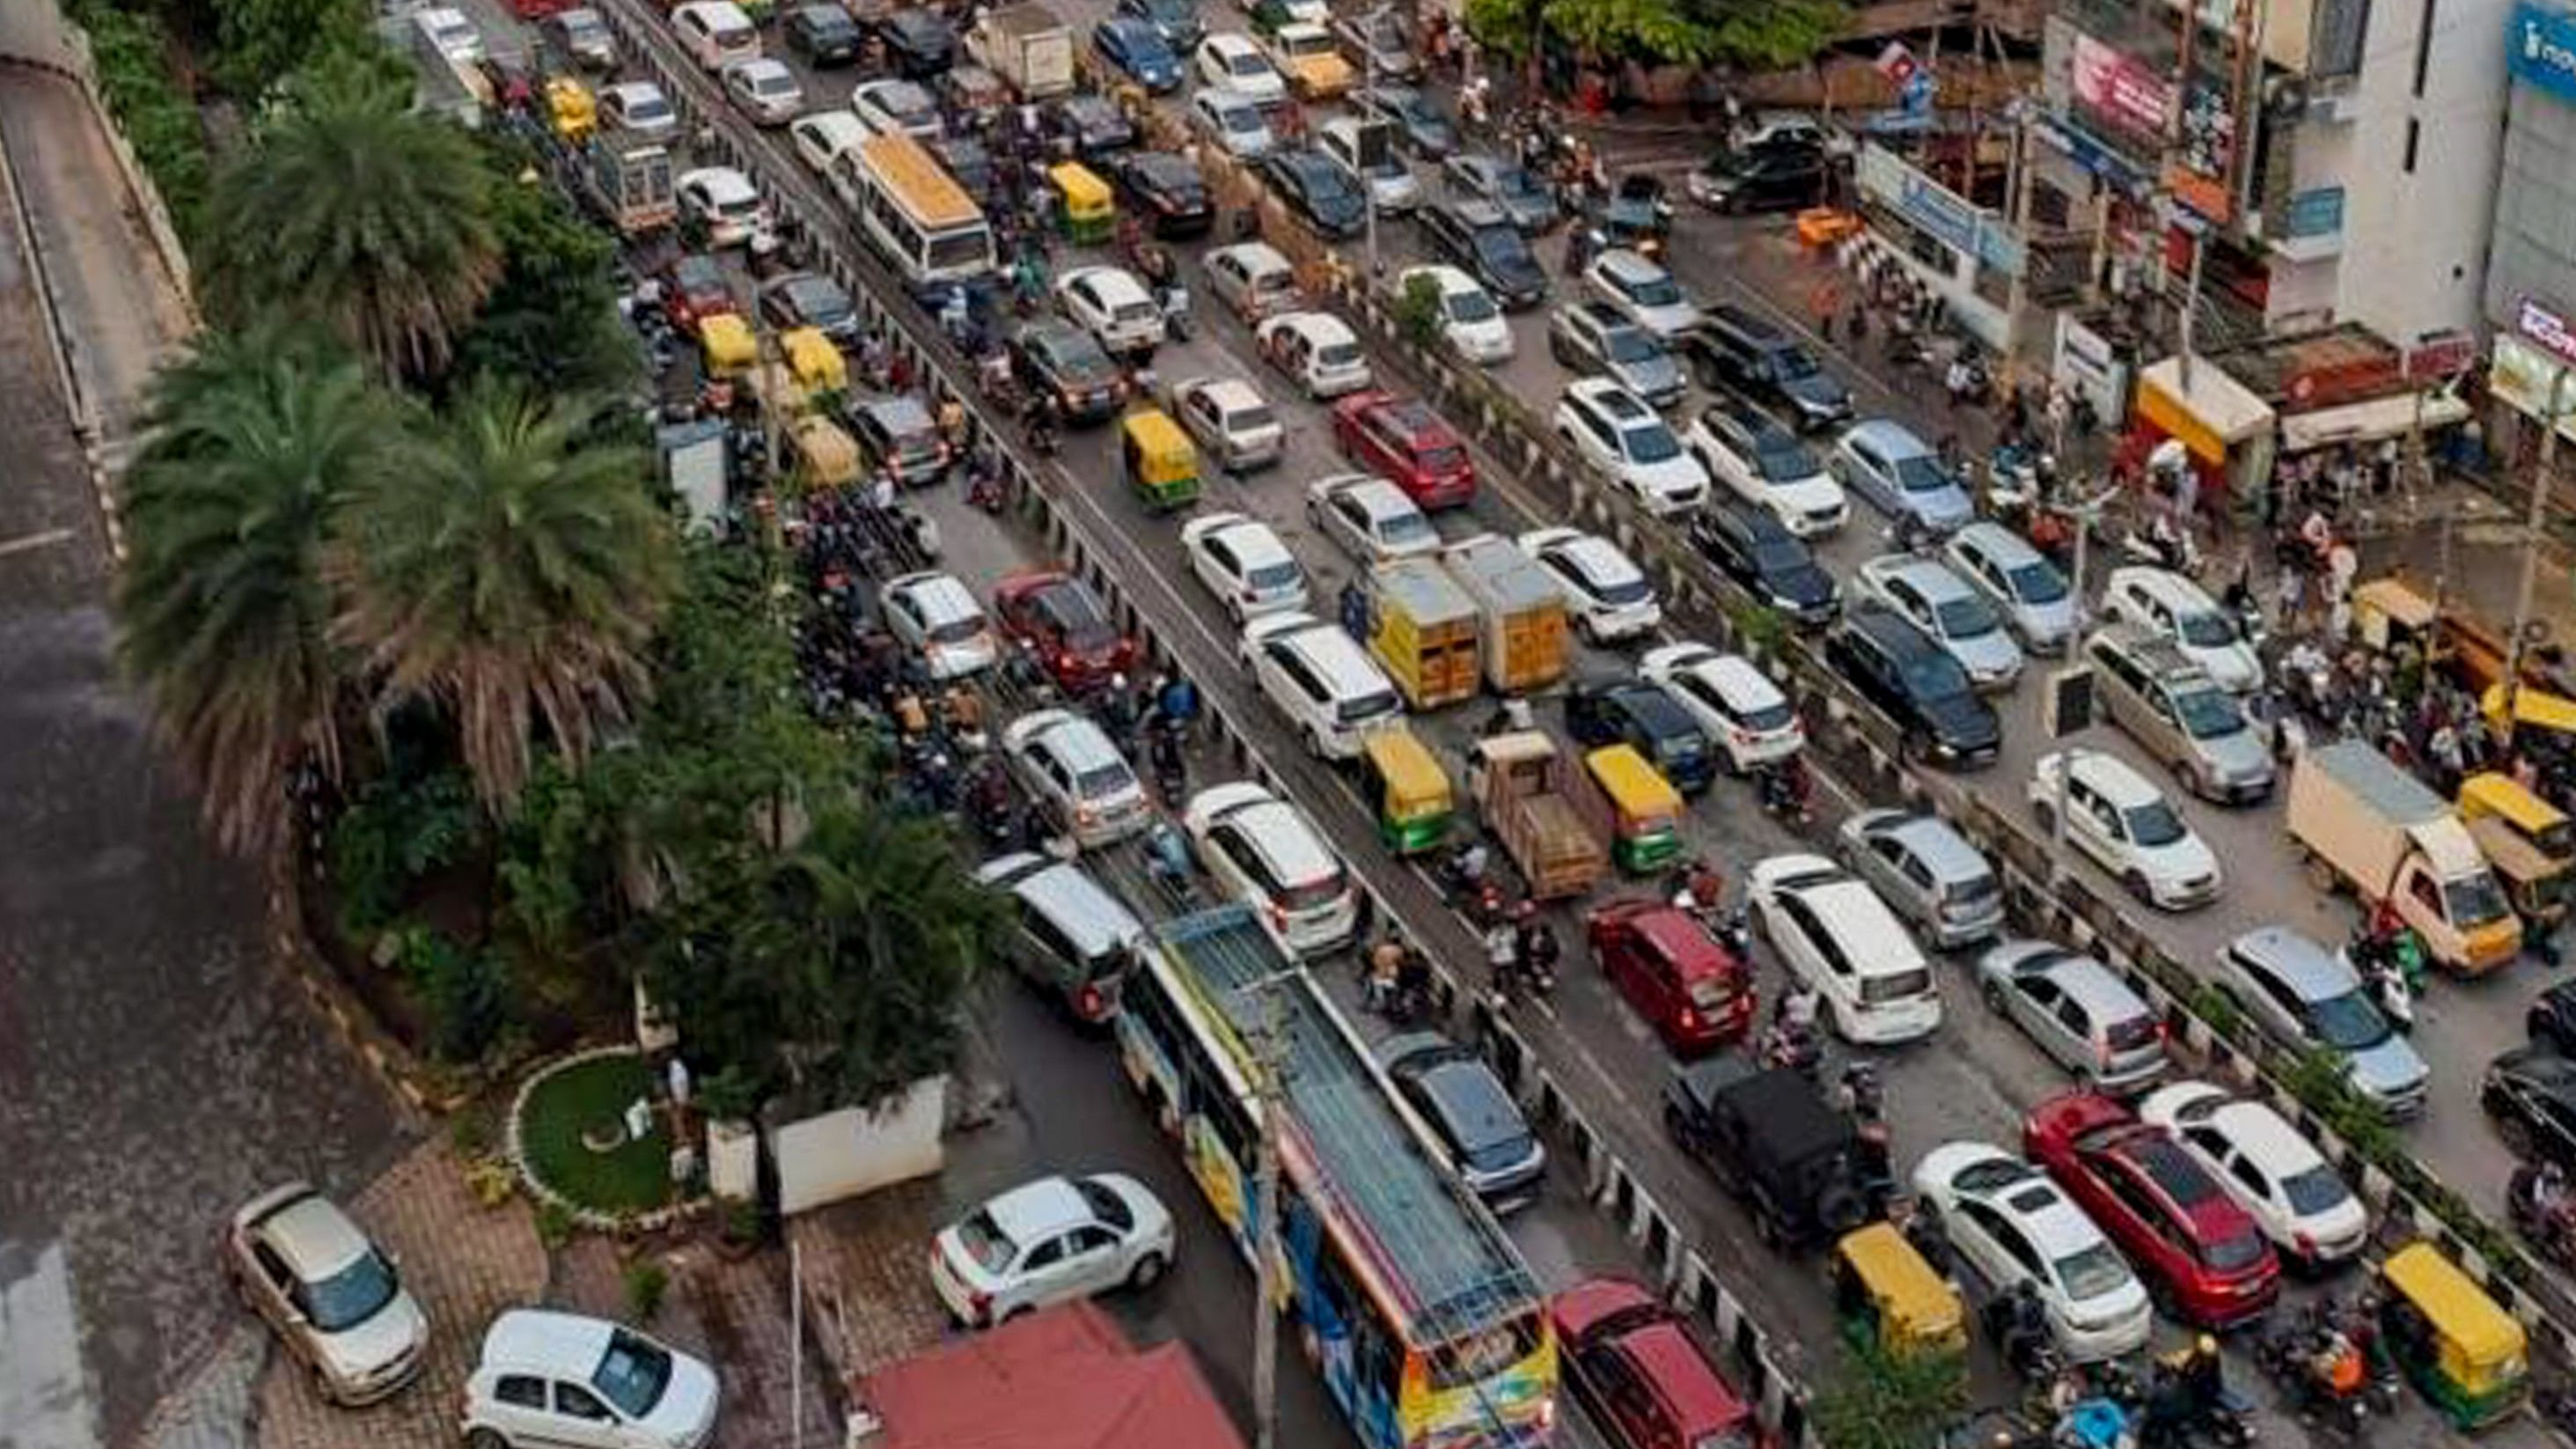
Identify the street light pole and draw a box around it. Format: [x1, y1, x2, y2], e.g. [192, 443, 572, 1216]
[1247, 978, 1290, 1449]
[2048, 485, 2116, 886]
[1361, 4, 1386, 278]
[2505, 366, 2572, 746]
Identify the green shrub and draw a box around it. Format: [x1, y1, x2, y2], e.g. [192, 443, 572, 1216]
[535, 1200, 575, 1251]
[65, 1, 210, 244]
[623, 1260, 669, 1321]
[393, 925, 512, 1064]
[1394, 271, 1444, 350]
[328, 768, 479, 937]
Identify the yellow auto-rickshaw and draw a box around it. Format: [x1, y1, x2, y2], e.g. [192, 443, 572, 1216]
[1829, 1224, 1965, 1360]
[1582, 745, 1682, 875]
[1049, 161, 1114, 246]
[783, 414, 861, 490]
[2484, 680, 2576, 747]
[782, 326, 848, 400]
[2460, 772, 2575, 928]
[2376, 1242, 2529, 1430]
[1358, 726, 1452, 856]
[546, 74, 596, 143]
[1118, 408, 1200, 513]
[701, 313, 757, 379]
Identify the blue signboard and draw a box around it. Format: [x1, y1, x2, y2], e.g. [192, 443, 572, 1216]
[2512, 2, 2576, 104]
[2284, 187, 2345, 238]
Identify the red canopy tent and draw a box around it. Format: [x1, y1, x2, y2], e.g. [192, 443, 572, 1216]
[856, 1302, 1249, 1449]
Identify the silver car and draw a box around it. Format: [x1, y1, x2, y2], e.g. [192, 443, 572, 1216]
[1975, 940, 2169, 1092]
[2216, 927, 2429, 1115]
[1943, 521, 2076, 655]
[1831, 420, 1974, 534]
[1545, 300, 1683, 407]
[2085, 623, 2276, 805]
[1836, 808, 2004, 949]
[1855, 554, 2024, 692]
[1582, 249, 1701, 340]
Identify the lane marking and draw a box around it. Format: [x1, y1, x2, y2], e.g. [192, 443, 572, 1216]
[0, 526, 75, 558]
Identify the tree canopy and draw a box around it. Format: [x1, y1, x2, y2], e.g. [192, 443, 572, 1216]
[1465, 0, 1845, 70]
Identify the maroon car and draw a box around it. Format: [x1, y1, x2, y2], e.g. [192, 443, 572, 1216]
[992, 570, 1136, 695]
[2023, 1092, 2279, 1328]
[660, 253, 737, 335]
[1584, 898, 1754, 1055]
[1330, 390, 1477, 510]
[1552, 1278, 1760, 1449]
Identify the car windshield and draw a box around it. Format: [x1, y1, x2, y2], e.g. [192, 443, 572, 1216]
[1038, 586, 1114, 645]
[927, 614, 985, 644]
[1232, 405, 1278, 432]
[1603, 328, 1659, 364]
[2054, 1243, 2133, 1303]
[2308, 989, 2390, 1050]
[1228, 51, 1268, 74]
[2200, 1231, 2268, 1273]
[591, 1328, 675, 1419]
[301, 1248, 399, 1332]
[1626, 274, 1682, 307]
[2178, 609, 2237, 648]
[1753, 441, 1818, 482]
[2282, 1164, 2352, 1216]
[1751, 539, 1810, 573]
[1112, 300, 1158, 325]
[1891, 453, 1953, 494]
[2007, 557, 2068, 603]
[2447, 871, 2513, 928]
[1899, 651, 1971, 702]
[2176, 688, 2245, 740]
[1219, 102, 1261, 132]
[1075, 1177, 1136, 1230]
[626, 93, 673, 125]
[1419, 444, 1466, 473]
[2123, 800, 2186, 848]
[1623, 423, 1681, 463]
[1339, 688, 1400, 724]
[1932, 592, 2000, 638]
[956, 1208, 1016, 1272]
[1247, 561, 1303, 591]
[1380, 511, 1435, 548]
[1594, 574, 1653, 606]
[1317, 341, 1361, 368]
[1739, 697, 1795, 731]
[1767, 347, 1819, 380]
[1447, 290, 1499, 322]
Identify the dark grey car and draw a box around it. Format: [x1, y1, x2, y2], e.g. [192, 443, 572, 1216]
[1547, 300, 1682, 408]
[1378, 1033, 1545, 1207]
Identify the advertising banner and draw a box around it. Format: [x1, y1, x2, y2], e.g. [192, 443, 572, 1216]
[2171, 78, 2235, 224]
[2492, 334, 2576, 440]
[1855, 143, 2024, 276]
[2512, 2, 2576, 106]
[2072, 34, 2175, 140]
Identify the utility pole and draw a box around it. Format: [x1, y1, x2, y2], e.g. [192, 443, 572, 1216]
[2046, 484, 2117, 886]
[1246, 977, 1292, 1449]
[1361, 4, 1388, 280]
[2505, 366, 2572, 745]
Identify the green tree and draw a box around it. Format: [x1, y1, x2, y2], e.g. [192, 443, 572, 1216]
[199, 88, 502, 379]
[1539, 0, 1717, 67]
[114, 325, 395, 855]
[66, 0, 212, 241]
[452, 151, 640, 400]
[1696, 0, 1846, 71]
[1809, 1340, 1971, 1449]
[334, 380, 679, 813]
[213, 0, 374, 98]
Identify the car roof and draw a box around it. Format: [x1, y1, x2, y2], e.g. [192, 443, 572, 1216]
[481, 1310, 618, 1379]
[1694, 652, 1784, 706]
[2112, 566, 2218, 608]
[1542, 534, 1640, 583]
[1328, 474, 1413, 514]
[1214, 239, 1292, 271]
[985, 1175, 1094, 1241]
[890, 571, 980, 621]
[1777, 874, 1918, 970]
[1004, 861, 1142, 957]
[1860, 811, 1989, 875]
[2191, 1093, 2327, 1170]
[1016, 710, 1120, 769]
[1868, 555, 1976, 602]
[1622, 905, 1728, 971]
[681, 167, 757, 202]
[1223, 799, 1336, 880]
[2019, 949, 2150, 1016]
[255, 1191, 372, 1279]
[1845, 418, 1930, 457]
[1187, 376, 1266, 410]
[1447, 197, 1510, 228]
[2064, 751, 2162, 806]
[1199, 516, 1292, 566]
[1596, 248, 1662, 280]
[1847, 601, 1943, 660]
[1065, 266, 1150, 303]
[1952, 519, 2043, 566]
[1940, 1150, 2102, 1250]
[2227, 926, 2349, 994]
[1206, 32, 1260, 54]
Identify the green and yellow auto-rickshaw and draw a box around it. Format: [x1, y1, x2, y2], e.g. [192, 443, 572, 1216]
[1049, 160, 1115, 246]
[1584, 745, 1683, 875]
[783, 414, 862, 491]
[1119, 408, 1201, 512]
[2377, 1242, 2530, 1431]
[2459, 771, 2576, 930]
[1359, 726, 1452, 855]
[1830, 1224, 1965, 1361]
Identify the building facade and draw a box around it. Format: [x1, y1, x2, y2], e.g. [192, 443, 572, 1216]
[2486, 0, 2576, 335]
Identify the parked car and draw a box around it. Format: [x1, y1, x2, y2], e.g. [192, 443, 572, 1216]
[1687, 140, 1825, 212]
[1091, 15, 1183, 89]
[1438, 151, 1560, 233]
[1685, 304, 1852, 430]
[1520, 528, 1659, 644]
[461, 1311, 719, 1449]
[1167, 375, 1283, 470]
[225, 1184, 427, 1405]
[2220, 926, 2429, 1118]
[2139, 1081, 2371, 1270]
[1686, 401, 1846, 536]
[1187, 85, 1275, 158]
[1555, 379, 1709, 517]
[1179, 511, 1308, 621]
[1589, 898, 1755, 1053]
[2103, 566, 2263, 694]
[2084, 622, 2275, 804]
[782, 3, 862, 64]
[1854, 553, 2025, 692]
[1183, 783, 1355, 956]
[1911, 1144, 2153, 1361]
[1547, 300, 1682, 407]
[1565, 679, 1714, 796]
[1553, 1279, 1761, 1449]
[1747, 855, 1942, 1044]
[1416, 199, 1546, 309]
[2022, 1092, 2281, 1328]
[1378, 1033, 1545, 1205]
[1830, 420, 1973, 534]
[1305, 473, 1437, 563]
[1662, 1059, 1872, 1248]
[929, 1174, 1176, 1327]
[1835, 809, 2004, 948]
[1691, 502, 1839, 626]
[2028, 750, 2221, 910]
[1397, 265, 1513, 363]
[1002, 710, 1152, 850]
[1640, 643, 1802, 774]
[1258, 149, 1366, 237]
[1973, 940, 2168, 1092]
[973, 854, 1143, 1025]
[992, 570, 1135, 693]
[1824, 602, 2000, 768]
[880, 570, 999, 680]
[1582, 249, 1701, 340]
[1332, 389, 1475, 509]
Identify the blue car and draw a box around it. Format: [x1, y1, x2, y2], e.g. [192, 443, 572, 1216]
[1829, 419, 1975, 535]
[1091, 17, 1181, 91]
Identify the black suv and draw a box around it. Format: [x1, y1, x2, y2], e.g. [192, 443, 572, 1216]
[870, 7, 956, 77]
[1663, 1056, 1880, 1250]
[1259, 150, 1367, 239]
[1684, 304, 1853, 430]
[1564, 679, 1714, 795]
[1690, 500, 1838, 625]
[1378, 1033, 1546, 1208]
[1009, 321, 1126, 424]
[1825, 601, 2000, 768]
[2484, 1043, 2576, 1169]
[1416, 198, 1547, 309]
[755, 271, 859, 344]
[1112, 151, 1213, 238]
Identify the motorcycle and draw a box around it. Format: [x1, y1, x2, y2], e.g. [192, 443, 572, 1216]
[1758, 1016, 1823, 1081]
[1982, 1284, 2063, 1387]
[1755, 757, 1816, 827]
[2508, 1164, 2576, 1267]
[966, 466, 1008, 515]
[2256, 1313, 2371, 1438]
[1142, 821, 1198, 909]
[1436, 842, 1510, 927]
[1156, 282, 1193, 342]
[2119, 513, 2204, 578]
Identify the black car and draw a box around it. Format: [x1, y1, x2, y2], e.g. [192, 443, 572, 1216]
[1663, 1056, 1878, 1249]
[870, 6, 957, 77]
[1417, 198, 1547, 308]
[1690, 501, 1838, 625]
[1687, 143, 1826, 215]
[782, 3, 862, 64]
[2531, 981, 2576, 1055]
[1440, 152, 1560, 235]
[1685, 304, 1853, 431]
[1259, 150, 1366, 239]
[2486, 1044, 2576, 1169]
[1009, 321, 1127, 424]
[1115, 0, 1204, 48]
[929, 135, 997, 208]
[1350, 85, 1457, 158]
[1826, 600, 2001, 768]
[756, 271, 860, 344]
[1112, 151, 1212, 237]
[1564, 680, 1714, 795]
[1378, 1032, 1546, 1207]
[1048, 93, 1137, 158]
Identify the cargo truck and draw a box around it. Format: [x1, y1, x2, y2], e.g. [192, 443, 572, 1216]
[2286, 740, 2522, 975]
[579, 126, 678, 235]
[968, 4, 1075, 99]
[1342, 558, 1479, 710]
[1441, 534, 1570, 695]
[1468, 731, 1606, 899]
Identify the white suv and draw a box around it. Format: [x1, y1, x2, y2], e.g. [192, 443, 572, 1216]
[1183, 782, 1356, 956]
[1746, 854, 1941, 1044]
[1640, 643, 1802, 771]
[1685, 401, 1846, 536]
[2029, 750, 2221, 910]
[1554, 379, 1709, 517]
[461, 1311, 720, 1449]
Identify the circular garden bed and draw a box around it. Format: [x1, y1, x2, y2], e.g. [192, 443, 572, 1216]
[511, 1048, 677, 1222]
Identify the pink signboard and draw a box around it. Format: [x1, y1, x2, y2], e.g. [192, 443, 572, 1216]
[2072, 34, 2174, 138]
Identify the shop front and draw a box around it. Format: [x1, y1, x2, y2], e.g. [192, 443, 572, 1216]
[2489, 297, 2576, 455]
[2130, 355, 2276, 508]
[1853, 141, 2025, 352]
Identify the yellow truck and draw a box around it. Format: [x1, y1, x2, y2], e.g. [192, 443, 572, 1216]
[1353, 558, 1479, 710]
[1441, 534, 1570, 695]
[2286, 740, 2522, 975]
[1467, 731, 1606, 900]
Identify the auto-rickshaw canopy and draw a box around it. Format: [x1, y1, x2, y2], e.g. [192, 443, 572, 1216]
[1119, 408, 1200, 511]
[2352, 576, 2438, 650]
[2382, 1242, 2526, 1372]
[700, 313, 757, 376]
[1363, 728, 1449, 816]
[547, 75, 596, 141]
[1832, 1224, 1964, 1357]
[782, 327, 847, 393]
[1048, 161, 1112, 218]
[786, 415, 861, 489]
[1587, 745, 1680, 820]
[2482, 681, 2576, 739]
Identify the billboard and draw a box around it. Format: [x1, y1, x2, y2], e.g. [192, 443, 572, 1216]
[2071, 34, 2175, 141]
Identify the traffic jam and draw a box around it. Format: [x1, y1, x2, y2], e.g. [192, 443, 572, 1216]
[419, 0, 2573, 1441]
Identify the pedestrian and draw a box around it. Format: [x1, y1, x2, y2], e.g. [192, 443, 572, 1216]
[2276, 563, 2307, 632]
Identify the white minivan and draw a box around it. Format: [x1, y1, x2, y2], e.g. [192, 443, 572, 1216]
[672, 1, 760, 70]
[1747, 854, 1942, 1044]
[1183, 783, 1357, 957]
[1238, 611, 1402, 759]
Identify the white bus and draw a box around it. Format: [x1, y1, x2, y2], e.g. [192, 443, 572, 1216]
[828, 133, 994, 286]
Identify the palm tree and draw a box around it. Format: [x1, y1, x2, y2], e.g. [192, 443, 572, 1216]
[334, 380, 679, 813]
[114, 325, 394, 855]
[198, 88, 502, 379]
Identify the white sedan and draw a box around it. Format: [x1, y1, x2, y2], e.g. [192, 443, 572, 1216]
[1397, 265, 1514, 364]
[2029, 750, 2222, 911]
[1169, 376, 1284, 471]
[1516, 528, 1658, 644]
[2138, 1082, 2371, 1269]
[1180, 511, 1310, 621]
[1640, 642, 1802, 771]
[1056, 265, 1165, 357]
[721, 57, 804, 126]
[1194, 33, 1286, 104]
[880, 571, 998, 680]
[676, 167, 767, 248]
[929, 1173, 1175, 1328]
[1183, 782, 1356, 957]
[1304, 473, 1438, 564]
[1912, 1143, 2154, 1363]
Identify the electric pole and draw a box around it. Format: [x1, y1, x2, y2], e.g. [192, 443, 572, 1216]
[1247, 977, 1291, 1449]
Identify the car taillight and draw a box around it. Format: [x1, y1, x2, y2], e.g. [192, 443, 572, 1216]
[1076, 803, 1098, 826]
[1677, 1005, 1698, 1031]
[1058, 650, 1079, 674]
[1266, 900, 1288, 929]
[1536, 1398, 1556, 1431]
[970, 1288, 992, 1327]
[2293, 1231, 2316, 1258]
[1077, 984, 1105, 1019]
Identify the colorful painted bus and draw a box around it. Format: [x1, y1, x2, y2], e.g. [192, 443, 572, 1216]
[1117, 904, 1559, 1449]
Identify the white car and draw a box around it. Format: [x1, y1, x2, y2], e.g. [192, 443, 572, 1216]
[721, 57, 804, 126]
[1912, 1144, 2154, 1363]
[1305, 473, 1438, 563]
[1183, 782, 1356, 956]
[2138, 1081, 2371, 1269]
[849, 77, 944, 139]
[1517, 528, 1659, 643]
[415, 6, 483, 62]
[928, 1173, 1176, 1328]
[1582, 249, 1702, 340]
[1854, 554, 2026, 692]
[1194, 33, 1286, 104]
[1554, 379, 1709, 517]
[1188, 86, 1276, 158]
[1055, 265, 1165, 357]
[462, 1310, 720, 1449]
[2029, 750, 2222, 910]
[1684, 402, 1846, 537]
[1398, 265, 1513, 364]
[1168, 376, 1284, 471]
[1202, 241, 1300, 320]
[1002, 710, 1152, 850]
[1240, 611, 1404, 758]
[2103, 566, 2262, 694]
[1256, 311, 1371, 398]
[1180, 511, 1310, 621]
[880, 571, 998, 680]
[598, 81, 679, 142]
[788, 108, 870, 173]
[676, 167, 767, 248]
[1747, 855, 1941, 1044]
[1640, 643, 1802, 771]
[225, 1184, 428, 1405]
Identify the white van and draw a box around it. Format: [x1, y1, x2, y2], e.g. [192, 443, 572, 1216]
[1237, 612, 1401, 759]
[672, 1, 760, 70]
[1747, 854, 1943, 1044]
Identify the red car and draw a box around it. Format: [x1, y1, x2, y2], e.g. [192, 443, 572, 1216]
[1584, 898, 1753, 1055]
[1330, 390, 1477, 509]
[2022, 1092, 2279, 1328]
[661, 254, 737, 335]
[992, 570, 1136, 695]
[1553, 1278, 1760, 1449]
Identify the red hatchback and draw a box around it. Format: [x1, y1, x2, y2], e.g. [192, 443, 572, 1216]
[661, 254, 737, 336]
[1330, 390, 1477, 509]
[1553, 1278, 1760, 1449]
[1585, 899, 1754, 1055]
[2023, 1092, 2279, 1328]
[992, 570, 1136, 695]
